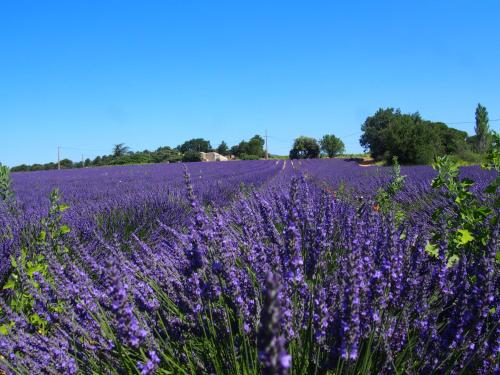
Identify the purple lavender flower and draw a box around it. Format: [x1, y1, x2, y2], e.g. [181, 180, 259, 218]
[102, 261, 148, 348]
[137, 350, 160, 375]
[258, 272, 291, 375]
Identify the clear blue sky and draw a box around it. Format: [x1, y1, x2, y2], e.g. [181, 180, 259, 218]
[1, 0, 499, 166]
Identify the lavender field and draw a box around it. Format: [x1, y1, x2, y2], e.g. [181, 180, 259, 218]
[0, 158, 498, 374]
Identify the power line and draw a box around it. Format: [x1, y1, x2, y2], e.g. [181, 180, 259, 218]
[446, 118, 500, 125]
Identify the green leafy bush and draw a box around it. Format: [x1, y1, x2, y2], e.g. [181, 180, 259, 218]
[0, 164, 13, 202]
[426, 150, 498, 265]
[1, 189, 69, 335]
[374, 156, 406, 223]
[240, 153, 260, 160]
[182, 151, 202, 162]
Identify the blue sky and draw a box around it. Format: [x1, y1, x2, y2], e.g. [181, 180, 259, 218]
[1, 0, 499, 166]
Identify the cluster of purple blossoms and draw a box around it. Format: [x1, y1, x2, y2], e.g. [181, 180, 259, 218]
[0, 159, 497, 374]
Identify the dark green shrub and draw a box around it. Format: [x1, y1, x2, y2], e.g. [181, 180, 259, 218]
[240, 153, 260, 160]
[182, 151, 202, 162]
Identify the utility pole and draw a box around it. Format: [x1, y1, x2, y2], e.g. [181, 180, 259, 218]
[265, 130, 269, 160]
[57, 146, 61, 170]
[81, 154, 84, 167]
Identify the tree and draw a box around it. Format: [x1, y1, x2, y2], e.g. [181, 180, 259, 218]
[360, 108, 475, 164]
[432, 123, 468, 155]
[178, 139, 212, 154]
[152, 146, 181, 163]
[216, 141, 229, 156]
[289, 136, 320, 159]
[320, 134, 345, 157]
[475, 103, 491, 153]
[229, 145, 239, 156]
[382, 119, 443, 164]
[59, 159, 74, 169]
[182, 151, 202, 162]
[247, 135, 265, 157]
[113, 143, 131, 157]
[10, 164, 29, 172]
[231, 141, 249, 158]
[360, 108, 403, 160]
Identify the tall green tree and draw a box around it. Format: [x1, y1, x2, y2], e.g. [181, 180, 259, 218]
[216, 141, 229, 156]
[152, 146, 181, 163]
[289, 136, 320, 159]
[247, 135, 265, 157]
[320, 134, 345, 157]
[59, 159, 74, 169]
[230, 141, 249, 157]
[178, 138, 212, 153]
[475, 103, 491, 153]
[182, 151, 202, 162]
[112, 143, 131, 157]
[360, 108, 403, 160]
[360, 108, 472, 164]
[382, 119, 443, 164]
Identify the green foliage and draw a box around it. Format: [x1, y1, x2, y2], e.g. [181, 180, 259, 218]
[374, 156, 406, 223]
[289, 136, 320, 159]
[247, 135, 265, 158]
[230, 140, 249, 157]
[319, 134, 345, 157]
[10, 164, 30, 172]
[1, 249, 52, 335]
[216, 141, 229, 156]
[11, 145, 183, 172]
[42, 189, 71, 259]
[182, 151, 203, 162]
[0, 163, 13, 202]
[449, 148, 483, 165]
[113, 143, 131, 157]
[360, 108, 471, 164]
[150, 146, 182, 163]
[59, 158, 74, 169]
[427, 155, 496, 264]
[1, 189, 68, 335]
[474, 103, 491, 153]
[481, 131, 500, 208]
[178, 138, 212, 154]
[482, 131, 500, 172]
[360, 108, 402, 160]
[239, 153, 260, 160]
[230, 135, 265, 159]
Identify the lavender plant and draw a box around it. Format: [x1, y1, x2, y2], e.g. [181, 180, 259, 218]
[0, 159, 497, 374]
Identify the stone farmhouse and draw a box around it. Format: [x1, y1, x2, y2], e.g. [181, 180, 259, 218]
[199, 152, 229, 162]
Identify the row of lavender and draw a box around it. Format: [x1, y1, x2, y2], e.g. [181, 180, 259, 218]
[0, 158, 498, 374]
[11, 159, 285, 231]
[294, 158, 497, 225]
[1, 160, 284, 280]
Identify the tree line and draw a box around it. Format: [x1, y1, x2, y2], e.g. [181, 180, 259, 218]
[288, 134, 345, 159]
[10, 135, 268, 172]
[359, 103, 493, 164]
[8, 103, 495, 171]
[288, 103, 494, 164]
